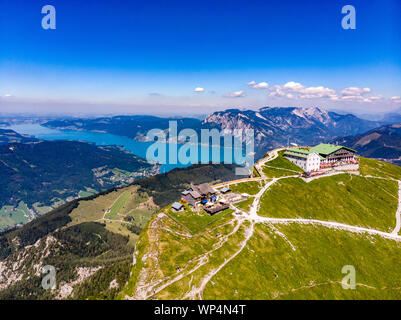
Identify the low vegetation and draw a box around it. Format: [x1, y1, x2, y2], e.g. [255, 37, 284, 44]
[120, 155, 401, 300]
[262, 151, 304, 178]
[259, 174, 398, 232]
[168, 204, 233, 234]
[204, 223, 401, 299]
[229, 180, 264, 195]
[359, 157, 401, 180]
[235, 197, 254, 211]
[105, 191, 132, 220]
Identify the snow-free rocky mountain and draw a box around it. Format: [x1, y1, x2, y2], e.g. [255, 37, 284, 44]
[202, 107, 383, 158]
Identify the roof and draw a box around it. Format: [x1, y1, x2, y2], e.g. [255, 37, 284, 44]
[204, 203, 229, 215]
[285, 144, 356, 159]
[181, 190, 189, 195]
[284, 148, 324, 160]
[220, 187, 231, 193]
[310, 143, 356, 155]
[171, 202, 183, 210]
[284, 151, 308, 159]
[284, 147, 311, 159]
[189, 190, 201, 199]
[286, 147, 310, 155]
[194, 183, 216, 196]
[182, 194, 196, 205]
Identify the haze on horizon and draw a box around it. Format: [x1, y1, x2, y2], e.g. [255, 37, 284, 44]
[0, 0, 400, 117]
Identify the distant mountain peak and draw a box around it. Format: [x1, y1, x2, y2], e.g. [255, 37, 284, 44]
[203, 106, 382, 158]
[291, 106, 330, 124]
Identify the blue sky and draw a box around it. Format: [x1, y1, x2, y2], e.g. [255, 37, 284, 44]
[0, 0, 400, 115]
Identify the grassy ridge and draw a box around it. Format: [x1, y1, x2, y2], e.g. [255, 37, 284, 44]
[360, 157, 401, 180]
[259, 174, 398, 232]
[122, 156, 401, 300]
[168, 205, 233, 234]
[105, 192, 131, 220]
[262, 151, 304, 178]
[262, 155, 302, 178]
[204, 223, 401, 299]
[230, 180, 264, 195]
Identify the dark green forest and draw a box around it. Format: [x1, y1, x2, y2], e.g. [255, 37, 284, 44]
[0, 140, 152, 208]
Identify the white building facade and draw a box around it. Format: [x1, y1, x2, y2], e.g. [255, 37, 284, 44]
[283, 148, 321, 172]
[304, 152, 321, 172]
[284, 144, 358, 173]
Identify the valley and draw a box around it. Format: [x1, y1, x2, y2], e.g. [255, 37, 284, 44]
[0, 137, 157, 232]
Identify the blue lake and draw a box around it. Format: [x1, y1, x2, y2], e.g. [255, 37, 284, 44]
[7, 124, 248, 174]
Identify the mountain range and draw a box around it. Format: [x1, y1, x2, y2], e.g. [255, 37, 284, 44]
[202, 107, 383, 158]
[2, 106, 401, 300]
[43, 107, 384, 159]
[43, 115, 202, 142]
[331, 123, 401, 165]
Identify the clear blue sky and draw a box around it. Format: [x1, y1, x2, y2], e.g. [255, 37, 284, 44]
[0, 0, 400, 115]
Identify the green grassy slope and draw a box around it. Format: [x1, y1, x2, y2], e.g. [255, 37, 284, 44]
[121, 155, 401, 300]
[229, 180, 264, 195]
[105, 191, 132, 220]
[204, 223, 401, 300]
[168, 204, 234, 234]
[360, 157, 401, 180]
[262, 152, 303, 178]
[259, 174, 398, 232]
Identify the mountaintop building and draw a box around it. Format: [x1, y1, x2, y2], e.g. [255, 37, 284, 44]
[193, 183, 217, 197]
[181, 183, 216, 206]
[284, 143, 357, 173]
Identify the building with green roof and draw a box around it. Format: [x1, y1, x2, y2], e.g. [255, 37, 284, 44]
[310, 143, 356, 156]
[284, 143, 357, 172]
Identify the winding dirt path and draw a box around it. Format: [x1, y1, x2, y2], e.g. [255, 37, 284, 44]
[391, 180, 401, 236]
[183, 220, 255, 300]
[134, 216, 244, 300]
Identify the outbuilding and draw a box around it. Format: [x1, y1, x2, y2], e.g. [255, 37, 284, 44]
[220, 187, 231, 194]
[171, 202, 184, 212]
